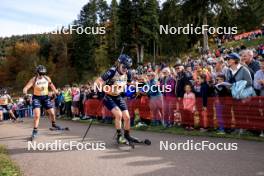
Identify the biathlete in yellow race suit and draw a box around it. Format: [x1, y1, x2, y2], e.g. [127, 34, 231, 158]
[0, 89, 17, 122]
[23, 65, 63, 140]
[94, 54, 137, 145]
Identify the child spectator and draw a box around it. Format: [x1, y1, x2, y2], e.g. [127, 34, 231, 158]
[214, 74, 232, 134]
[195, 74, 210, 131]
[182, 84, 196, 130]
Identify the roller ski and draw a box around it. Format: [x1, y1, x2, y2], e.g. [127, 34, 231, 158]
[49, 124, 69, 131]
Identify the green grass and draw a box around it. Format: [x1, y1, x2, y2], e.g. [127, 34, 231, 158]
[0, 145, 21, 176]
[61, 117, 264, 142]
[137, 125, 264, 142]
[211, 36, 264, 50]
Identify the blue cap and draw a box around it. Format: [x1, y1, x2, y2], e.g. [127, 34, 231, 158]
[226, 53, 240, 61]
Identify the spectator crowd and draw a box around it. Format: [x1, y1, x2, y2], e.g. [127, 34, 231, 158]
[4, 42, 264, 137]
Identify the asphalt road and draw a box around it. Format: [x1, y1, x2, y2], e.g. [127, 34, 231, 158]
[0, 118, 264, 176]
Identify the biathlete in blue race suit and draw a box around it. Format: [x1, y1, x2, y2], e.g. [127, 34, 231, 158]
[94, 54, 137, 144]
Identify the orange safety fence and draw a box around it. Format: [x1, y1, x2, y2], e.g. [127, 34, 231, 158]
[84, 96, 264, 130]
[233, 29, 262, 40]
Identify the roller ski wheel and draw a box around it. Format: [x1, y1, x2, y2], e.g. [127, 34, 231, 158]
[131, 138, 151, 146]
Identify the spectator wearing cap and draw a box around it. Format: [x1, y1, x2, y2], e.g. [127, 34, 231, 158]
[160, 67, 176, 127]
[254, 58, 264, 96]
[226, 53, 253, 87]
[226, 53, 253, 133]
[174, 63, 192, 98]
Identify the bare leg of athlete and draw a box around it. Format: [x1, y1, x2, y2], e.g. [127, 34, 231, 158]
[30, 108, 41, 139]
[46, 108, 65, 130]
[8, 110, 17, 121]
[122, 110, 130, 130]
[111, 107, 122, 130]
[46, 108, 56, 123]
[111, 108, 130, 130]
[33, 108, 41, 128]
[111, 107, 134, 144]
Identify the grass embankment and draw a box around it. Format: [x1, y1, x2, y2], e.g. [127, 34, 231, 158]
[223, 37, 264, 49]
[63, 118, 264, 142]
[210, 36, 264, 50]
[0, 145, 21, 176]
[186, 36, 264, 58]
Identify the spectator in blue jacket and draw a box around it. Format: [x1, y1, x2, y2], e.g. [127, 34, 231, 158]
[147, 71, 163, 126]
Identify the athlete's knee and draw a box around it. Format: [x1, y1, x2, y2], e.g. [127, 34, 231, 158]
[113, 108, 122, 120]
[122, 112, 130, 121]
[47, 108, 55, 115]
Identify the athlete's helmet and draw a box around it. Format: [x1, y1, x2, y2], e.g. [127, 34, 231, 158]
[118, 54, 132, 69]
[36, 65, 47, 75]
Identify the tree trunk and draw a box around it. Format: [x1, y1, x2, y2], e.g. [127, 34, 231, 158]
[136, 45, 140, 64]
[140, 44, 144, 63]
[203, 15, 209, 53]
[153, 40, 156, 64]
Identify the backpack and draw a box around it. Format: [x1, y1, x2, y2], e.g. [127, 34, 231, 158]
[231, 80, 256, 99]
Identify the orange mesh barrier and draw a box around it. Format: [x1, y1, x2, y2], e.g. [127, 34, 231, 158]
[84, 97, 264, 130]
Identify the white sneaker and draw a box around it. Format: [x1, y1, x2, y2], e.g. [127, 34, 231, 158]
[239, 129, 244, 135]
[200, 128, 208, 132]
[72, 117, 80, 121]
[260, 132, 264, 137]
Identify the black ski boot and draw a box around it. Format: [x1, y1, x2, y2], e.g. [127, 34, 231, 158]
[116, 129, 125, 144]
[124, 130, 135, 149]
[31, 128, 38, 141]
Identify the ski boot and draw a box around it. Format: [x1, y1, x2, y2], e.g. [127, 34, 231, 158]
[124, 131, 135, 149]
[31, 128, 38, 141]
